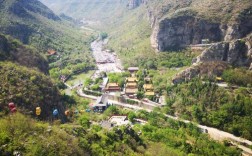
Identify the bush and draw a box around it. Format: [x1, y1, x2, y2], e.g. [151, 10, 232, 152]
[223, 68, 252, 87]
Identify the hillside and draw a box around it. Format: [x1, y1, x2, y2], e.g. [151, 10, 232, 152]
[0, 62, 66, 120]
[0, 34, 48, 73]
[39, 0, 128, 26]
[0, 0, 96, 78]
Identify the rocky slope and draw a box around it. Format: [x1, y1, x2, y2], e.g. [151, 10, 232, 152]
[0, 34, 48, 73]
[195, 35, 252, 67]
[173, 34, 252, 83]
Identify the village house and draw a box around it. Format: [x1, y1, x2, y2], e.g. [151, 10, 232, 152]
[108, 115, 130, 126]
[47, 49, 57, 56]
[91, 94, 109, 112]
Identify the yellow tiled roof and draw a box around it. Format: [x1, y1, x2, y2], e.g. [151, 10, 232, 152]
[125, 88, 138, 94]
[107, 83, 119, 87]
[127, 77, 138, 82]
[143, 84, 154, 90]
[126, 82, 137, 87]
[145, 92, 155, 96]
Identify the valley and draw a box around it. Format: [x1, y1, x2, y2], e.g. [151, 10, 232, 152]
[0, 0, 252, 155]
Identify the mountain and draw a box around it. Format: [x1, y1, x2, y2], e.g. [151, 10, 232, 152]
[39, 0, 128, 21]
[0, 0, 75, 120]
[0, 33, 48, 73]
[149, 0, 252, 51]
[0, 0, 60, 45]
[0, 0, 95, 77]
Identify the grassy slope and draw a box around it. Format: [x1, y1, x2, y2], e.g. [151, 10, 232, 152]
[0, 33, 49, 73]
[0, 109, 242, 156]
[0, 113, 87, 155]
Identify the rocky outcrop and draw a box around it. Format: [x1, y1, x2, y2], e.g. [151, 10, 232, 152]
[128, 0, 144, 9]
[173, 61, 229, 84]
[173, 34, 252, 84]
[150, 2, 252, 52]
[152, 15, 222, 51]
[172, 65, 200, 84]
[195, 36, 252, 67]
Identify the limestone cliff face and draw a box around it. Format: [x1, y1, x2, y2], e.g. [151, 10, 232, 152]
[152, 16, 222, 51]
[149, 1, 252, 51]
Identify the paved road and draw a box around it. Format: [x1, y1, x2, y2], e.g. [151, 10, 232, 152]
[109, 99, 252, 155]
[77, 88, 98, 100]
[72, 86, 252, 155]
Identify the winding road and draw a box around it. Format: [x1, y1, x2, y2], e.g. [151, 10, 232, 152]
[75, 87, 252, 155]
[66, 37, 252, 155]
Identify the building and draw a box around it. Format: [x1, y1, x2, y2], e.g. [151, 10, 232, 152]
[105, 83, 121, 92]
[144, 77, 152, 83]
[125, 77, 138, 96]
[125, 88, 138, 96]
[143, 81, 155, 96]
[126, 77, 138, 83]
[126, 82, 137, 88]
[108, 115, 130, 126]
[128, 67, 139, 73]
[201, 39, 210, 44]
[92, 94, 108, 112]
[47, 49, 57, 56]
[143, 84, 154, 91]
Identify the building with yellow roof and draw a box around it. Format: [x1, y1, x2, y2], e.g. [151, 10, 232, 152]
[143, 84, 154, 91]
[127, 77, 138, 83]
[125, 77, 138, 96]
[145, 91, 155, 96]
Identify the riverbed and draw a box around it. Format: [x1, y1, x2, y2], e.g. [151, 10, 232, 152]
[91, 39, 123, 78]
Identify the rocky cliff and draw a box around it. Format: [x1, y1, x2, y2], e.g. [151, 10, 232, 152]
[195, 36, 252, 67]
[149, 0, 252, 51]
[173, 34, 252, 84]
[152, 15, 222, 51]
